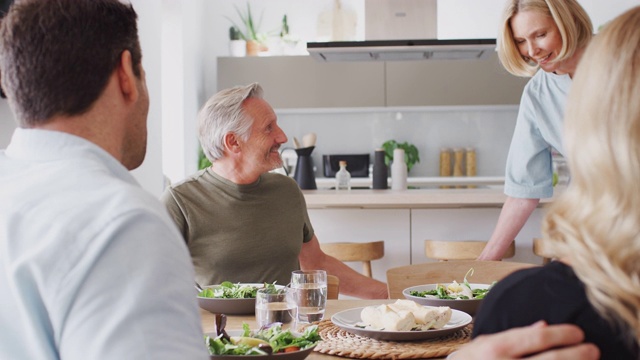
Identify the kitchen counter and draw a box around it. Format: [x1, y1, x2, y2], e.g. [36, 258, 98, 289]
[304, 187, 505, 209]
[304, 181, 564, 209]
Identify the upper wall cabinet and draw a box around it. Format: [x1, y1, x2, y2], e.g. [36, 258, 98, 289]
[217, 54, 528, 109]
[217, 56, 385, 108]
[385, 52, 528, 106]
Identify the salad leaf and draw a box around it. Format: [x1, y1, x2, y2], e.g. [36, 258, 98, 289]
[205, 334, 270, 355]
[205, 323, 321, 355]
[198, 282, 277, 299]
[463, 268, 474, 290]
[409, 269, 496, 300]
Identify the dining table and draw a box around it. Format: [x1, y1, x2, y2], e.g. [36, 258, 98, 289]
[200, 299, 471, 360]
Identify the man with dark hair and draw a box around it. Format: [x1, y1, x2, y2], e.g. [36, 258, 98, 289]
[0, 1, 208, 358]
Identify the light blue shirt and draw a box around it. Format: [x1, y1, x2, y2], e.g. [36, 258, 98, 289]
[504, 71, 572, 199]
[0, 129, 209, 360]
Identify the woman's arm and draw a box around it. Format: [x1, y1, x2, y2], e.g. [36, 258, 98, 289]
[478, 197, 540, 260]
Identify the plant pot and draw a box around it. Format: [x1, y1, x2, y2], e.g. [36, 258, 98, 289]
[229, 40, 246, 57]
[246, 40, 261, 56]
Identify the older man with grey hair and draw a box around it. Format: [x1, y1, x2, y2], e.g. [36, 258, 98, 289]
[162, 83, 388, 299]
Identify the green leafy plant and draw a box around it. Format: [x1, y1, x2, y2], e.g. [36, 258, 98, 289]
[280, 15, 289, 38]
[198, 147, 212, 170]
[225, 3, 264, 41]
[382, 140, 420, 172]
[229, 26, 241, 41]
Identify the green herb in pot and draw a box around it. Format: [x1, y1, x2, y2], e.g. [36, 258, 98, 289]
[382, 140, 420, 172]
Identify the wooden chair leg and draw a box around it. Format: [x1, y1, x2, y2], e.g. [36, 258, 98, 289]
[363, 261, 372, 278]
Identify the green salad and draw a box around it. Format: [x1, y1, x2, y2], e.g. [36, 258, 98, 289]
[198, 281, 276, 299]
[409, 268, 496, 300]
[205, 323, 321, 355]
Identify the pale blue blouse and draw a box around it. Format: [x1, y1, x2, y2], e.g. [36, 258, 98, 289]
[504, 71, 572, 199]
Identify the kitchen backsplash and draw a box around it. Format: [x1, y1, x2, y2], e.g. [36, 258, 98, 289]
[276, 105, 519, 178]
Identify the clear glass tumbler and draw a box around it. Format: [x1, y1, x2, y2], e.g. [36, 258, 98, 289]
[290, 270, 328, 323]
[255, 287, 297, 330]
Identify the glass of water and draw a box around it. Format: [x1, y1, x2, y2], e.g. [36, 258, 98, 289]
[255, 287, 297, 330]
[290, 270, 328, 323]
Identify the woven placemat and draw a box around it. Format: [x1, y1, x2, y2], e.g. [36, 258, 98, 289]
[313, 320, 472, 359]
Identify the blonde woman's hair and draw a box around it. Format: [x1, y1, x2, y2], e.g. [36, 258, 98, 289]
[497, 0, 592, 77]
[198, 83, 263, 162]
[542, 5, 640, 347]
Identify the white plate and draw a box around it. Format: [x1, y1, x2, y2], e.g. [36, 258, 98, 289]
[331, 306, 471, 341]
[198, 283, 284, 315]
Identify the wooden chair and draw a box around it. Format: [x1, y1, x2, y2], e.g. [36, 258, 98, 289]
[533, 238, 555, 265]
[424, 240, 516, 261]
[327, 274, 340, 299]
[320, 241, 385, 278]
[386, 260, 537, 299]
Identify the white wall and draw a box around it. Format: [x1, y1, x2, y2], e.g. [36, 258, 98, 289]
[129, 0, 164, 197]
[161, 0, 207, 185]
[0, 101, 15, 146]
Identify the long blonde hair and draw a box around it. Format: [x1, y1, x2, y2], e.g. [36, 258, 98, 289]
[542, 5, 640, 344]
[497, 0, 592, 77]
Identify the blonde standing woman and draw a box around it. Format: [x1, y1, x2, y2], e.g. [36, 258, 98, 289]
[473, 6, 640, 359]
[479, 0, 592, 260]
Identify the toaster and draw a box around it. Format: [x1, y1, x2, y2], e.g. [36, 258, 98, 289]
[322, 154, 370, 178]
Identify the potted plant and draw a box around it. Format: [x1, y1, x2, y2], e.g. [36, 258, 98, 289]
[225, 3, 267, 56]
[198, 147, 212, 170]
[228, 26, 246, 57]
[382, 140, 420, 173]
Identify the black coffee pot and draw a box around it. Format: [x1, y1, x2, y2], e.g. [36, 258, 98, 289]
[293, 146, 317, 190]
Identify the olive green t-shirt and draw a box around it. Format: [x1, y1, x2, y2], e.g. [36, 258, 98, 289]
[160, 169, 314, 286]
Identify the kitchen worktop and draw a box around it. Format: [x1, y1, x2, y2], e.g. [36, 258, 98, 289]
[303, 177, 563, 209]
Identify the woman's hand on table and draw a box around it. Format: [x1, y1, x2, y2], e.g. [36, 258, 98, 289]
[448, 321, 599, 360]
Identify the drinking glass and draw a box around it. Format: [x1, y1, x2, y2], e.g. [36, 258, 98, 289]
[255, 287, 297, 330]
[290, 270, 328, 323]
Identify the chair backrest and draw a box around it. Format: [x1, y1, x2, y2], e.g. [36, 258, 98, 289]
[533, 238, 555, 265]
[327, 274, 340, 299]
[386, 260, 537, 299]
[320, 241, 385, 277]
[424, 240, 516, 261]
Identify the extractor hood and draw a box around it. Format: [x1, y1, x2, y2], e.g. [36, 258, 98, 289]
[306, 38, 497, 62]
[308, 0, 496, 62]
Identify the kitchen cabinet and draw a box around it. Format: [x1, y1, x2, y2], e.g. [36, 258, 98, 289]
[307, 209, 411, 284]
[217, 56, 385, 108]
[216, 53, 528, 108]
[411, 208, 545, 265]
[386, 54, 529, 106]
[307, 204, 546, 293]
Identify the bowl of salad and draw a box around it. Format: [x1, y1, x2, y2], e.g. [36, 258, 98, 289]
[205, 321, 321, 359]
[401, 269, 495, 316]
[198, 282, 281, 315]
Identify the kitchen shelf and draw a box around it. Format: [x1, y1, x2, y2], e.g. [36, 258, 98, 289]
[314, 176, 504, 190]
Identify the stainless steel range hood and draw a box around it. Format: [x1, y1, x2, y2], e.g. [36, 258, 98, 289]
[306, 38, 497, 62]
[308, 0, 496, 62]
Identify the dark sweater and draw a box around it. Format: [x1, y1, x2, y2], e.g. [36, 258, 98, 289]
[473, 261, 638, 360]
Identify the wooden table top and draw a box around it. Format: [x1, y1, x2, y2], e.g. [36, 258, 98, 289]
[200, 299, 452, 360]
